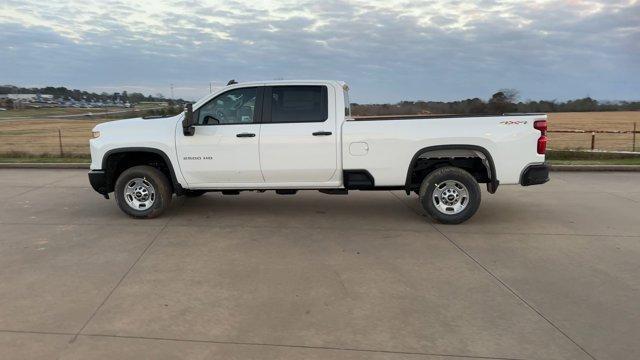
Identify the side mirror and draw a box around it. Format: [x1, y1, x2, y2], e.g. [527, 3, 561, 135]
[182, 103, 195, 136]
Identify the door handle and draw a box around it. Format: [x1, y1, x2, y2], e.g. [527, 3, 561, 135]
[236, 133, 256, 138]
[312, 131, 332, 136]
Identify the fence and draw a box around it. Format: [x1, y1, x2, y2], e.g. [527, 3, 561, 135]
[0, 122, 638, 158]
[0, 128, 92, 157]
[0, 106, 180, 158]
[548, 123, 638, 152]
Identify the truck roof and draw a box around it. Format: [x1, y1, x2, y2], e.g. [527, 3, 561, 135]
[193, 80, 347, 109]
[226, 79, 344, 87]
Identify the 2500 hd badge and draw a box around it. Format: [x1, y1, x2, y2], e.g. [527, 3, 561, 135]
[183, 156, 213, 160]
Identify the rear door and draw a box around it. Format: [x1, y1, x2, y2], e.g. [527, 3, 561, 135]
[259, 85, 337, 183]
[176, 86, 264, 186]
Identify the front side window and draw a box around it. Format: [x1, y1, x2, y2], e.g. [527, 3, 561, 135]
[197, 87, 257, 125]
[270, 86, 327, 123]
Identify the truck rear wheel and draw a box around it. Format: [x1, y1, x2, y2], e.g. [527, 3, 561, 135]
[115, 165, 172, 219]
[419, 166, 480, 224]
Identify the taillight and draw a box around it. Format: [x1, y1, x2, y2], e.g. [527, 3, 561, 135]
[534, 120, 547, 132]
[537, 135, 548, 154]
[534, 120, 547, 154]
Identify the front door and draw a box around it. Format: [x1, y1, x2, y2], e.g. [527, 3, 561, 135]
[176, 86, 264, 186]
[259, 85, 338, 183]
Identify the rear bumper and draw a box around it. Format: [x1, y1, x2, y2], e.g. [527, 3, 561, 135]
[520, 163, 550, 186]
[88, 170, 108, 196]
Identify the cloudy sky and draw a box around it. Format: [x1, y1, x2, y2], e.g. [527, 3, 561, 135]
[1, 0, 638, 102]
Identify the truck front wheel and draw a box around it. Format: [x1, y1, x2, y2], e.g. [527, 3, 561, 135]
[419, 166, 481, 224]
[115, 165, 172, 219]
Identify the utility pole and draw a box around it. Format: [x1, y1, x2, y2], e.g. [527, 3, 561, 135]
[209, 82, 212, 93]
[170, 84, 174, 100]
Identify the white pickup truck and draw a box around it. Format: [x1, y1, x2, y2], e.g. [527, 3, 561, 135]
[89, 80, 549, 223]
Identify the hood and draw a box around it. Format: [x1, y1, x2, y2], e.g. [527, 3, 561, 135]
[93, 113, 183, 132]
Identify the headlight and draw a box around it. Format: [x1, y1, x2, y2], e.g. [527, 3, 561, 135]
[91, 131, 101, 139]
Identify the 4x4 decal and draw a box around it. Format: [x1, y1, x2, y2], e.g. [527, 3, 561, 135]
[499, 120, 528, 125]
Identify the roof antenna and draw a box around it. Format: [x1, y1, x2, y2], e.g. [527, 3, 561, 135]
[227, 79, 238, 86]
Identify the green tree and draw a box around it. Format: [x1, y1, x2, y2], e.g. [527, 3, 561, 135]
[488, 91, 517, 114]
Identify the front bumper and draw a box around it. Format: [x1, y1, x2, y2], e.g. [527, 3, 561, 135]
[520, 163, 550, 186]
[88, 170, 109, 197]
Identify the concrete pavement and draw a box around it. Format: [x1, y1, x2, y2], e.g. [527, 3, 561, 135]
[0, 169, 638, 360]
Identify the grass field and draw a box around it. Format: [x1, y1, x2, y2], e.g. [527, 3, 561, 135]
[547, 111, 639, 151]
[549, 158, 640, 165]
[0, 111, 637, 157]
[0, 119, 99, 155]
[0, 104, 173, 156]
[0, 155, 90, 163]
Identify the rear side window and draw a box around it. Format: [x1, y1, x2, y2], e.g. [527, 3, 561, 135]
[269, 86, 327, 123]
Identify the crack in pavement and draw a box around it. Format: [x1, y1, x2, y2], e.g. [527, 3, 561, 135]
[387, 191, 598, 360]
[68, 200, 186, 343]
[1, 172, 80, 200]
[0, 329, 530, 360]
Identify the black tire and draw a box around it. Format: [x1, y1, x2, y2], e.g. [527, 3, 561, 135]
[419, 166, 481, 224]
[114, 165, 172, 219]
[183, 190, 206, 197]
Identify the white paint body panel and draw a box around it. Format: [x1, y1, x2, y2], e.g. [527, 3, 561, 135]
[342, 116, 545, 185]
[89, 116, 188, 186]
[258, 82, 339, 184]
[259, 122, 338, 183]
[176, 123, 262, 185]
[90, 80, 545, 190]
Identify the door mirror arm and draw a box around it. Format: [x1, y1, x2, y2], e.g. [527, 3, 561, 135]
[182, 103, 195, 136]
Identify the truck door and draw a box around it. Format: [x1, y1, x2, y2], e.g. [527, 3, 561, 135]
[258, 85, 338, 183]
[176, 87, 264, 186]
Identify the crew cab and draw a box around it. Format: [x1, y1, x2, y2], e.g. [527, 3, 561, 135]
[88, 80, 549, 224]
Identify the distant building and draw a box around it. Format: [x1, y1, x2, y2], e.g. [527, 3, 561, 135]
[0, 94, 54, 102]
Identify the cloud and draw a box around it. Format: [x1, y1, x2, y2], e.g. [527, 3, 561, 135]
[0, 0, 638, 101]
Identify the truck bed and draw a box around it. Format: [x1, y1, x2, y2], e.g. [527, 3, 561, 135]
[341, 114, 547, 186]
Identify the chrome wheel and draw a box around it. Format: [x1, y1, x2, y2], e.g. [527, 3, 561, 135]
[432, 180, 469, 215]
[123, 177, 155, 210]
